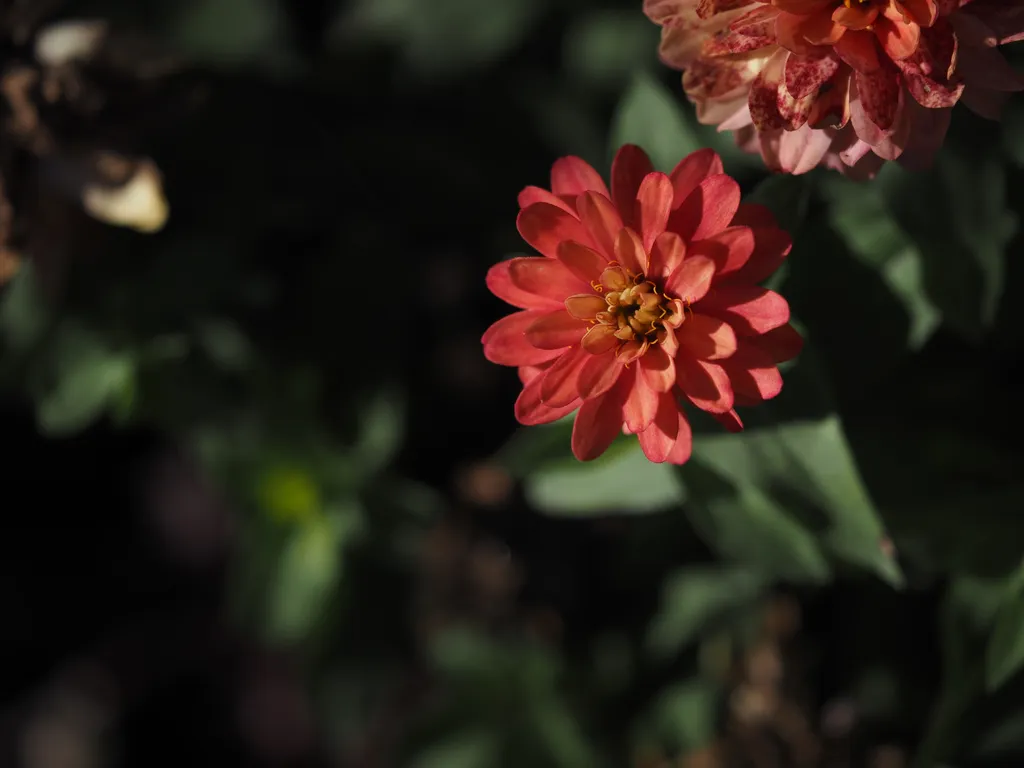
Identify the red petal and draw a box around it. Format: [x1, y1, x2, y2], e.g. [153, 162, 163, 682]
[666, 255, 717, 303]
[668, 148, 724, 210]
[784, 51, 841, 99]
[875, 15, 920, 60]
[725, 227, 792, 285]
[517, 203, 591, 259]
[525, 312, 587, 350]
[577, 192, 625, 261]
[486, 260, 564, 310]
[515, 366, 581, 425]
[614, 228, 648, 275]
[669, 174, 742, 243]
[624, 367, 661, 432]
[557, 240, 608, 284]
[518, 186, 575, 214]
[665, 410, 694, 464]
[697, 285, 791, 335]
[676, 358, 735, 413]
[540, 345, 590, 407]
[702, 6, 780, 56]
[894, 20, 964, 108]
[639, 344, 677, 393]
[748, 49, 790, 129]
[571, 377, 630, 461]
[637, 394, 681, 463]
[636, 172, 674, 253]
[648, 232, 687, 282]
[550, 156, 610, 198]
[691, 226, 756, 277]
[677, 313, 739, 360]
[719, 341, 784, 402]
[755, 322, 804, 362]
[712, 409, 744, 432]
[771, 0, 833, 12]
[834, 29, 882, 71]
[482, 310, 565, 366]
[509, 257, 588, 303]
[582, 324, 620, 354]
[564, 294, 607, 320]
[901, 0, 937, 27]
[611, 145, 654, 228]
[577, 353, 624, 399]
[731, 203, 778, 229]
[854, 65, 900, 131]
[833, 4, 878, 30]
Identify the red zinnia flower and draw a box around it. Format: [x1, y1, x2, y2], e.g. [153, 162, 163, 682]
[645, 0, 1024, 177]
[482, 145, 803, 464]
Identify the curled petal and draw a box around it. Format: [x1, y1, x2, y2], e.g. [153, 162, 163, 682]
[517, 203, 591, 258]
[748, 48, 790, 130]
[611, 145, 655, 227]
[551, 156, 610, 198]
[525, 312, 587, 350]
[483, 311, 565, 366]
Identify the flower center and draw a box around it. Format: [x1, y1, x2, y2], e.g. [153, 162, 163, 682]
[569, 264, 687, 364]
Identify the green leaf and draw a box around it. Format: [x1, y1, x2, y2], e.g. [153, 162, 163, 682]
[526, 442, 684, 516]
[171, 0, 296, 72]
[986, 561, 1024, 692]
[610, 73, 699, 172]
[354, 388, 405, 475]
[649, 679, 720, 752]
[682, 463, 831, 584]
[563, 10, 660, 92]
[0, 262, 49, 352]
[646, 566, 764, 660]
[34, 324, 135, 436]
[410, 731, 500, 768]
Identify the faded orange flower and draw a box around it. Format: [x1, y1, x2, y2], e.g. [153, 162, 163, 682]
[645, 0, 1024, 176]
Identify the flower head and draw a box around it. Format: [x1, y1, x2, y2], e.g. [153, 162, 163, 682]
[482, 145, 803, 464]
[645, 0, 1024, 176]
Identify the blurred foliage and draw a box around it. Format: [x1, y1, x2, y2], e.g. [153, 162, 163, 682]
[2, 0, 1024, 767]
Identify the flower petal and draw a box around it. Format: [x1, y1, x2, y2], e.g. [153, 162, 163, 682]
[550, 156, 610, 198]
[719, 341, 783, 402]
[665, 410, 694, 464]
[669, 148, 725, 209]
[636, 172, 674, 253]
[509, 257, 589, 302]
[697, 285, 791, 335]
[665, 255, 717, 303]
[577, 352, 624, 399]
[853, 64, 901, 132]
[557, 240, 608, 284]
[691, 226, 756, 277]
[624, 366, 661, 432]
[669, 174, 742, 242]
[784, 51, 841, 99]
[725, 226, 792, 284]
[515, 365, 581, 425]
[712, 409, 744, 432]
[571, 377, 630, 461]
[518, 186, 575, 214]
[611, 145, 655, 228]
[637, 394, 681, 463]
[565, 294, 607, 320]
[639, 343, 677, 392]
[525, 312, 588, 350]
[614, 228, 648, 275]
[577, 192, 625, 260]
[517, 203, 591, 259]
[582, 324, 620, 354]
[540, 345, 590, 407]
[482, 310, 565, 366]
[755, 322, 804, 362]
[677, 313, 739, 360]
[676, 357, 735, 413]
[833, 29, 882, 71]
[486, 259, 564, 310]
[874, 15, 920, 60]
[648, 231, 688, 281]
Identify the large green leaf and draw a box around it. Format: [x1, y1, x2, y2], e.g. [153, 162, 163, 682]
[646, 565, 765, 660]
[525, 441, 684, 516]
[609, 73, 700, 172]
[410, 731, 500, 768]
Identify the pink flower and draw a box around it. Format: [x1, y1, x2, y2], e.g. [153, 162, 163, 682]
[645, 0, 1024, 177]
[482, 145, 803, 465]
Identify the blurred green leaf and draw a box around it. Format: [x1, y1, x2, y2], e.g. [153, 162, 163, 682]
[0, 263, 49, 353]
[564, 10, 659, 92]
[526, 442, 683, 516]
[195, 317, 253, 372]
[1004, 98, 1024, 167]
[268, 504, 362, 643]
[745, 173, 811, 238]
[649, 679, 719, 752]
[354, 388, 405, 475]
[646, 566, 764, 660]
[987, 561, 1024, 693]
[823, 177, 939, 349]
[530, 701, 598, 768]
[170, 0, 296, 71]
[610, 73, 699, 172]
[410, 730, 500, 768]
[34, 324, 135, 435]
